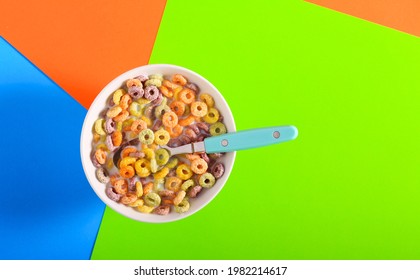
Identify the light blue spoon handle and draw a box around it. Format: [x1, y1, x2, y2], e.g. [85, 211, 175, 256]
[204, 125, 298, 153]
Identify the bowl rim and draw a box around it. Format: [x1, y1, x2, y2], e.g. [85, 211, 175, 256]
[80, 64, 236, 223]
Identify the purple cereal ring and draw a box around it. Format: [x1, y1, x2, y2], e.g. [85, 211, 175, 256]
[105, 118, 116, 134]
[185, 83, 199, 93]
[167, 138, 182, 148]
[91, 152, 101, 167]
[144, 85, 159, 101]
[200, 152, 210, 163]
[106, 187, 122, 202]
[143, 105, 155, 118]
[196, 122, 209, 133]
[153, 205, 170, 215]
[178, 134, 192, 145]
[151, 93, 163, 106]
[187, 185, 203, 198]
[128, 177, 138, 192]
[211, 162, 225, 179]
[188, 124, 200, 135]
[184, 128, 197, 141]
[132, 151, 145, 158]
[128, 86, 144, 100]
[159, 190, 175, 198]
[167, 169, 176, 177]
[135, 74, 149, 83]
[152, 119, 162, 131]
[196, 135, 205, 142]
[106, 135, 117, 152]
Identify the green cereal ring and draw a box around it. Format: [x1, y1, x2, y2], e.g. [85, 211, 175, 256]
[165, 157, 178, 169]
[144, 192, 161, 207]
[199, 172, 216, 188]
[129, 101, 143, 117]
[149, 74, 164, 81]
[155, 148, 170, 166]
[203, 108, 220, 124]
[174, 198, 190, 213]
[150, 158, 158, 173]
[209, 122, 227, 136]
[181, 179, 194, 191]
[138, 128, 155, 145]
[145, 78, 162, 87]
[94, 119, 106, 136]
[153, 178, 164, 192]
[154, 104, 171, 119]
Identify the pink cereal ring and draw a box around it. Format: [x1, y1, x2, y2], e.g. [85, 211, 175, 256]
[144, 85, 160, 101]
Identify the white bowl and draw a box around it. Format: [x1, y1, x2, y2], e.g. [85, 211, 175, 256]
[80, 64, 236, 223]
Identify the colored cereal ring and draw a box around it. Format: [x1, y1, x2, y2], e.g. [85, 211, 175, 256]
[107, 106, 122, 118]
[119, 157, 136, 169]
[181, 179, 194, 191]
[135, 74, 148, 82]
[165, 157, 178, 169]
[200, 152, 210, 163]
[199, 93, 215, 108]
[120, 193, 137, 205]
[91, 152, 101, 167]
[166, 125, 183, 138]
[119, 94, 132, 110]
[153, 205, 170, 215]
[143, 182, 153, 195]
[185, 83, 199, 93]
[152, 119, 163, 131]
[187, 185, 203, 198]
[198, 172, 216, 188]
[154, 129, 170, 146]
[128, 86, 144, 100]
[203, 108, 220, 124]
[191, 158, 208, 175]
[105, 118, 116, 134]
[149, 74, 164, 81]
[137, 205, 154, 213]
[141, 116, 153, 127]
[138, 128, 154, 145]
[187, 124, 200, 135]
[129, 102, 143, 117]
[159, 189, 175, 199]
[128, 199, 144, 207]
[106, 187, 121, 202]
[178, 115, 195, 127]
[162, 79, 180, 90]
[135, 181, 143, 197]
[154, 104, 171, 119]
[144, 85, 160, 101]
[209, 122, 227, 136]
[144, 192, 161, 207]
[196, 122, 210, 132]
[190, 101, 208, 117]
[113, 89, 125, 105]
[95, 167, 110, 183]
[170, 101, 186, 116]
[113, 109, 129, 122]
[174, 198, 190, 213]
[145, 78, 162, 87]
[165, 177, 182, 192]
[178, 134, 192, 145]
[150, 158, 158, 173]
[113, 179, 128, 195]
[131, 119, 147, 134]
[151, 93, 164, 106]
[173, 190, 186, 206]
[184, 128, 197, 141]
[211, 162, 225, 179]
[155, 148, 170, 166]
[134, 158, 151, 177]
[162, 111, 178, 128]
[94, 118, 106, 135]
[186, 153, 200, 161]
[111, 131, 123, 147]
[128, 177, 138, 192]
[154, 166, 169, 179]
[126, 78, 142, 88]
[105, 135, 117, 152]
[159, 85, 173, 98]
[179, 88, 195, 104]
[172, 74, 187, 86]
[176, 164, 193, 180]
[121, 146, 137, 158]
[94, 148, 107, 165]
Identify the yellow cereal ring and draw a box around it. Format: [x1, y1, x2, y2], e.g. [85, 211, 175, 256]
[107, 106, 122, 118]
[173, 190, 186, 206]
[137, 98, 151, 105]
[94, 148, 107, 165]
[149, 74, 164, 81]
[143, 148, 155, 160]
[165, 177, 182, 192]
[145, 78, 162, 87]
[203, 108, 220, 124]
[116, 121, 123, 131]
[154, 167, 169, 179]
[140, 116, 152, 127]
[150, 158, 158, 173]
[153, 177, 164, 191]
[173, 86, 183, 100]
[165, 157, 178, 169]
[93, 133, 101, 143]
[176, 164, 193, 180]
[94, 119, 106, 136]
[128, 199, 144, 207]
[135, 158, 151, 177]
[190, 101, 208, 117]
[119, 156, 136, 168]
[113, 89, 125, 105]
[155, 148, 170, 166]
[199, 93, 215, 108]
[190, 158, 208, 175]
[181, 179, 194, 191]
[129, 101, 143, 117]
[137, 204, 154, 213]
[172, 74, 187, 86]
[135, 181, 143, 197]
[154, 129, 170, 146]
[96, 143, 109, 152]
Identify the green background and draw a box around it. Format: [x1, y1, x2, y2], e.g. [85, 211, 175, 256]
[91, 0, 420, 259]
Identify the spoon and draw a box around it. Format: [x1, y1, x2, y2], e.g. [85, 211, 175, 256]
[113, 125, 298, 165]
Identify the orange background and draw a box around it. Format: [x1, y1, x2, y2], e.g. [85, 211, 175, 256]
[306, 0, 420, 37]
[0, 0, 167, 109]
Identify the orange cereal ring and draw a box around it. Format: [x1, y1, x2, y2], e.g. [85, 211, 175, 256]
[185, 153, 201, 161]
[162, 111, 178, 128]
[172, 74, 187, 86]
[190, 101, 208, 117]
[119, 166, 135, 178]
[126, 79, 141, 88]
[170, 101, 186, 117]
[106, 106, 122, 118]
[94, 148, 107, 165]
[119, 94, 132, 110]
[178, 115, 195, 127]
[120, 193, 138, 205]
[110, 174, 120, 186]
[166, 124, 183, 138]
[162, 79, 180, 90]
[121, 146, 137, 158]
[111, 131, 123, 147]
[191, 158, 208, 175]
[130, 119, 147, 134]
[179, 88, 195, 104]
[113, 110, 129, 122]
[159, 85, 173, 98]
[165, 177, 182, 192]
[143, 182, 153, 195]
[113, 179, 128, 195]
